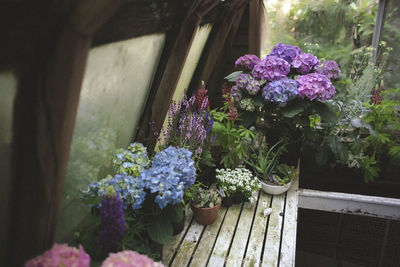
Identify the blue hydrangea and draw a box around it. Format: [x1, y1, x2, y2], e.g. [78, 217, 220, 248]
[262, 78, 298, 106]
[82, 174, 146, 210]
[141, 146, 196, 209]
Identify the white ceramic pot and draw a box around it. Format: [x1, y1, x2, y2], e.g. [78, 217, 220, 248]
[260, 179, 292, 195]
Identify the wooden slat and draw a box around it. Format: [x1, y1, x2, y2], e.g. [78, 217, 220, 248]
[162, 208, 194, 265]
[190, 208, 227, 266]
[243, 192, 272, 266]
[226, 200, 258, 266]
[279, 176, 299, 267]
[208, 204, 242, 266]
[170, 221, 205, 267]
[262, 194, 286, 266]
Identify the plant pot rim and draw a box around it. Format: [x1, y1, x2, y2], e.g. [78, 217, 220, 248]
[259, 179, 292, 187]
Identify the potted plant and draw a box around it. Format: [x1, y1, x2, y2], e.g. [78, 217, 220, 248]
[244, 138, 295, 195]
[216, 167, 260, 206]
[186, 184, 221, 225]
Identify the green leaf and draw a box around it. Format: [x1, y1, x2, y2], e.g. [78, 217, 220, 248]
[313, 102, 337, 123]
[224, 71, 243, 82]
[282, 105, 304, 118]
[147, 217, 173, 245]
[164, 204, 184, 223]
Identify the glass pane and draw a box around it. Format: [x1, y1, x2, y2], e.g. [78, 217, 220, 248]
[264, 0, 378, 76]
[0, 71, 17, 264]
[55, 34, 166, 241]
[382, 0, 400, 89]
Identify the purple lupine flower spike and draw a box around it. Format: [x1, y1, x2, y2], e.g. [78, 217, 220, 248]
[99, 186, 126, 253]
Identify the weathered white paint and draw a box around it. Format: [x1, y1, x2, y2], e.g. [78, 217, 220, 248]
[262, 193, 285, 267]
[279, 175, 299, 267]
[226, 200, 258, 266]
[208, 204, 242, 266]
[162, 207, 193, 265]
[243, 192, 272, 267]
[170, 221, 204, 267]
[298, 189, 400, 220]
[190, 208, 227, 267]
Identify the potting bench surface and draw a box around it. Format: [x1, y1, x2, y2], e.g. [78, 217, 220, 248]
[162, 176, 299, 267]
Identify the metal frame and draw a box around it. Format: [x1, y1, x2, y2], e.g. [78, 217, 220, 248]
[371, 0, 389, 64]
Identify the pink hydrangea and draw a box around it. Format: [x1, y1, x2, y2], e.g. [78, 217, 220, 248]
[252, 55, 290, 81]
[297, 73, 336, 101]
[25, 244, 90, 267]
[102, 250, 163, 267]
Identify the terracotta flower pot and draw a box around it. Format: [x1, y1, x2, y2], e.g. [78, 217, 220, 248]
[191, 197, 222, 225]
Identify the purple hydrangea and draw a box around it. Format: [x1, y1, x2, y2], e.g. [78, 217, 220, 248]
[269, 43, 302, 64]
[235, 54, 261, 70]
[297, 73, 336, 101]
[99, 187, 127, 253]
[316, 60, 341, 79]
[292, 53, 319, 74]
[252, 56, 290, 81]
[235, 73, 260, 95]
[262, 78, 298, 106]
[230, 85, 242, 102]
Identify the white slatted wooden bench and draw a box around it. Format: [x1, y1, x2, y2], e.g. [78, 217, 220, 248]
[162, 175, 299, 267]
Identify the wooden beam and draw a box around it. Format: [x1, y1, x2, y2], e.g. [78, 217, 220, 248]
[249, 0, 261, 56]
[298, 189, 400, 220]
[190, 0, 250, 95]
[7, 1, 123, 265]
[137, 0, 220, 150]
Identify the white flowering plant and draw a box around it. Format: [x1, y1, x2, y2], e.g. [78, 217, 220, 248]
[216, 167, 260, 201]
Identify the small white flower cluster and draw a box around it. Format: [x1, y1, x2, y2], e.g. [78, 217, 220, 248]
[216, 167, 261, 199]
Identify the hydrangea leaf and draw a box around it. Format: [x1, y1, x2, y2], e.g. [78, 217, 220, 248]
[224, 71, 243, 82]
[147, 217, 173, 245]
[282, 105, 304, 118]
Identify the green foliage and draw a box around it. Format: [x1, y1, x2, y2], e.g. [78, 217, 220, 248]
[274, 164, 298, 185]
[193, 188, 220, 208]
[362, 87, 400, 162]
[244, 136, 286, 182]
[212, 110, 256, 168]
[147, 217, 173, 245]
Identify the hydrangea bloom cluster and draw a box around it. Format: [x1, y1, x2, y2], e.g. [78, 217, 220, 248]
[262, 78, 298, 106]
[291, 53, 319, 74]
[235, 73, 260, 95]
[229, 43, 341, 107]
[112, 143, 150, 177]
[99, 187, 127, 253]
[230, 85, 242, 102]
[235, 54, 261, 70]
[297, 73, 336, 101]
[316, 60, 341, 79]
[216, 167, 260, 201]
[82, 173, 146, 210]
[102, 250, 163, 267]
[239, 98, 256, 111]
[268, 43, 302, 64]
[252, 55, 290, 81]
[140, 146, 196, 209]
[25, 244, 90, 267]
